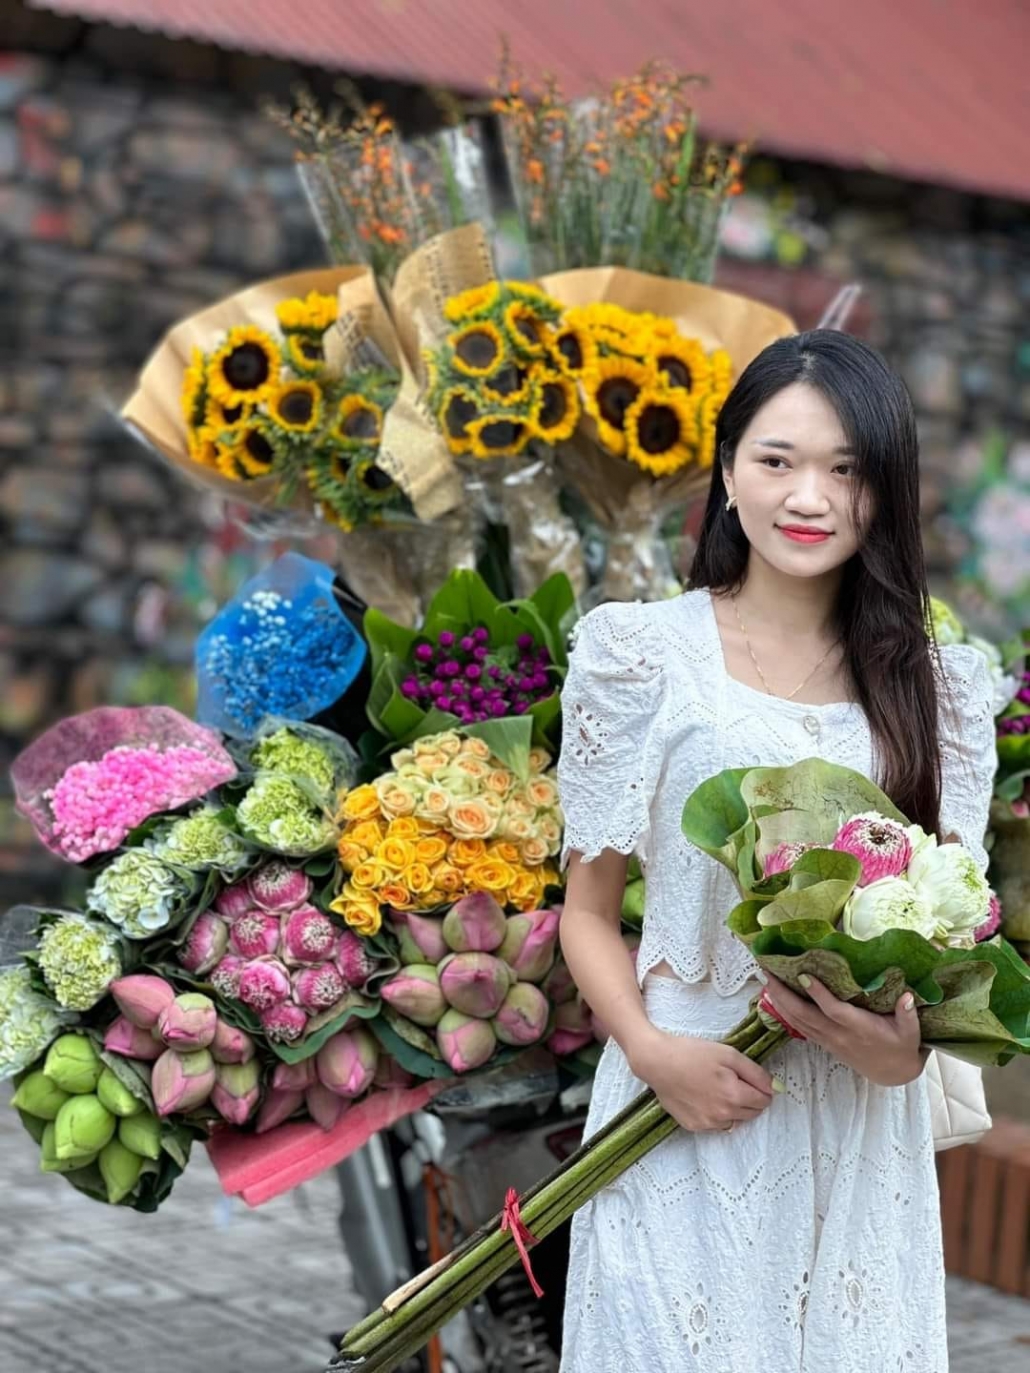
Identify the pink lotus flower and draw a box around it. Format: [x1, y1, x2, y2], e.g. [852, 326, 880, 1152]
[229, 911, 282, 960]
[109, 974, 176, 1030]
[316, 1028, 378, 1098]
[493, 983, 549, 1046]
[157, 993, 217, 1051]
[237, 958, 291, 1011]
[541, 960, 577, 1005]
[103, 1016, 163, 1061]
[442, 891, 506, 954]
[306, 1083, 347, 1131]
[177, 912, 229, 976]
[152, 1047, 216, 1116]
[547, 999, 594, 1057]
[260, 1002, 309, 1044]
[247, 861, 312, 913]
[210, 1019, 256, 1065]
[292, 963, 347, 1011]
[255, 1087, 304, 1134]
[215, 882, 254, 923]
[763, 842, 815, 877]
[211, 1059, 261, 1126]
[393, 911, 448, 964]
[832, 814, 913, 886]
[281, 905, 337, 965]
[380, 965, 447, 1027]
[209, 955, 245, 999]
[439, 952, 512, 1019]
[976, 893, 1003, 943]
[436, 1009, 497, 1073]
[336, 931, 379, 989]
[272, 1060, 316, 1092]
[498, 908, 561, 983]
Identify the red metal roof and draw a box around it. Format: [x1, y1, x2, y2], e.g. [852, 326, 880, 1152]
[27, 0, 1030, 201]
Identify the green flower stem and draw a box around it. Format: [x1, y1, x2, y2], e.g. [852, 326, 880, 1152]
[335, 1014, 786, 1370]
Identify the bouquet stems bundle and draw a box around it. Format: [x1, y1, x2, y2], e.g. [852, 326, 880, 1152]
[331, 1002, 783, 1370]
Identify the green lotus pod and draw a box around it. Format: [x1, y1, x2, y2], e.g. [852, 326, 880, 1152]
[118, 1111, 162, 1161]
[43, 1034, 102, 1095]
[98, 1137, 144, 1204]
[11, 1070, 70, 1121]
[96, 1067, 144, 1119]
[40, 1121, 96, 1174]
[53, 1093, 116, 1160]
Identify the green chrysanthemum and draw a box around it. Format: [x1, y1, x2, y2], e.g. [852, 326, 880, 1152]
[148, 807, 250, 874]
[37, 915, 122, 1012]
[236, 776, 336, 854]
[87, 849, 190, 938]
[251, 728, 337, 796]
[0, 967, 67, 1080]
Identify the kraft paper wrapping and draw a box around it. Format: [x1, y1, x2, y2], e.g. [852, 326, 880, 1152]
[540, 268, 797, 602]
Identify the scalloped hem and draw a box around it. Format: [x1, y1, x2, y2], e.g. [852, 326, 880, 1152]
[559, 829, 649, 872]
[636, 951, 761, 1000]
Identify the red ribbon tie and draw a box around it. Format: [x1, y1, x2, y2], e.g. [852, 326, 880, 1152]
[758, 987, 807, 1041]
[501, 1187, 544, 1298]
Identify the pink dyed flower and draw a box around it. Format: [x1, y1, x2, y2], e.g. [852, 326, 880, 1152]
[260, 1002, 309, 1044]
[292, 963, 347, 1011]
[336, 931, 379, 989]
[832, 813, 912, 886]
[229, 911, 282, 960]
[209, 955, 245, 998]
[281, 905, 337, 965]
[237, 958, 291, 1011]
[975, 893, 1003, 943]
[178, 912, 229, 976]
[247, 862, 312, 913]
[763, 842, 814, 877]
[215, 882, 255, 923]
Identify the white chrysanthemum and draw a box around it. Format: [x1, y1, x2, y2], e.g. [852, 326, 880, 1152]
[908, 841, 992, 940]
[88, 849, 188, 938]
[841, 877, 937, 942]
[0, 967, 67, 1079]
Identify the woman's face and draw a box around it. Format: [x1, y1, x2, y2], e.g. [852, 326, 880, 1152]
[722, 382, 871, 580]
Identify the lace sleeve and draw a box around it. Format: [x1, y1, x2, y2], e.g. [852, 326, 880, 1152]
[937, 645, 997, 872]
[557, 602, 665, 868]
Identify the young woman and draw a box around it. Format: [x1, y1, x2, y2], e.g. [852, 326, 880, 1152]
[556, 330, 996, 1372]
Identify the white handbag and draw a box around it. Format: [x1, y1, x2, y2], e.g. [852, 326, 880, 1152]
[926, 1051, 991, 1152]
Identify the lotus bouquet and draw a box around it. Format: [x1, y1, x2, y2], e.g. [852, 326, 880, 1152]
[333, 760, 1030, 1372]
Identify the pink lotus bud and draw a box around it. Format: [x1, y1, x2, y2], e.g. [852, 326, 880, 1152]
[260, 1002, 309, 1044]
[547, 998, 594, 1057]
[373, 1056, 415, 1090]
[439, 952, 512, 1019]
[443, 891, 507, 953]
[215, 881, 254, 923]
[229, 910, 282, 959]
[109, 974, 176, 1030]
[493, 983, 549, 1047]
[178, 912, 229, 976]
[336, 930, 379, 989]
[272, 1060, 316, 1091]
[832, 814, 912, 886]
[210, 1019, 256, 1065]
[292, 962, 347, 1011]
[152, 1047, 216, 1116]
[103, 1016, 163, 1061]
[210, 955, 245, 999]
[498, 908, 561, 983]
[316, 1027, 378, 1098]
[281, 904, 337, 965]
[211, 1059, 262, 1126]
[255, 1087, 304, 1134]
[395, 911, 448, 964]
[306, 1082, 347, 1131]
[157, 993, 217, 1051]
[436, 1009, 497, 1074]
[392, 918, 426, 967]
[380, 964, 447, 1027]
[976, 893, 1003, 943]
[548, 1027, 595, 1056]
[541, 959, 577, 1005]
[762, 841, 814, 878]
[237, 958, 291, 1011]
[248, 861, 313, 913]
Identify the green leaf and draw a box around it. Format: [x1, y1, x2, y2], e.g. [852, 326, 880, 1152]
[422, 570, 503, 641]
[526, 692, 562, 748]
[271, 992, 381, 1064]
[527, 573, 576, 650]
[371, 1008, 452, 1080]
[740, 759, 906, 826]
[681, 767, 751, 868]
[159, 1121, 196, 1172]
[463, 716, 534, 778]
[98, 1049, 155, 1113]
[787, 848, 862, 891]
[364, 606, 418, 678]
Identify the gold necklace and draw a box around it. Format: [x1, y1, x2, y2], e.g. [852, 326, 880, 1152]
[731, 594, 837, 702]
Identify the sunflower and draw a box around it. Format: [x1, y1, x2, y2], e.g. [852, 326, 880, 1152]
[448, 320, 505, 377]
[582, 355, 655, 456]
[208, 326, 281, 408]
[215, 443, 255, 482]
[709, 349, 734, 402]
[204, 393, 251, 435]
[483, 362, 531, 406]
[227, 424, 276, 478]
[506, 282, 561, 316]
[267, 379, 323, 435]
[438, 387, 480, 455]
[696, 391, 722, 469]
[186, 423, 220, 470]
[353, 459, 399, 501]
[549, 321, 597, 379]
[623, 386, 699, 477]
[467, 414, 532, 459]
[652, 335, 712, 395]
[421, 348, 442, 404]
[285, 332, 326, 376]
[503, 300, 549, 357]
[530, 369, 580, 443]
[334, 394, 383, 444]
[276, 290, 338, 333]
[577, 303, 640, 338]
[181, 348, 208, 427]
[443, 282, 501, 324]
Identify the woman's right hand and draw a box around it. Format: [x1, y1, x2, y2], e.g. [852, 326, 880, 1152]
[629, 1030, 780, 1133]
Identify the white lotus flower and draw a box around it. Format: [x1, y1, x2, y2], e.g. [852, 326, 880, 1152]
[841, 876, 937, 942]
[908, 841, 991, 941]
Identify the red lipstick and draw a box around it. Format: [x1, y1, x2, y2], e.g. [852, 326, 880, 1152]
[779, 526, 831, 544]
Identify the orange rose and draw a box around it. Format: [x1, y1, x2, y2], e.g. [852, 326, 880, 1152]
[520, 837, 551, 867]
[501, 816, 534, 842]
[414, 750, 449, 775]
[403, 862, 436, 896]
[379, 786, 418, 819]
[538, 816, 562, 848]
[449, 798, 499, 841]
[379, 837, 417, 871]
[431, 862, 466, 895]
[387, 816, 421, 839]
[340, 784, 381, 822]
[528, 746, 553, 774]
[489, 840, 521, 865]
[465, 859, 517, 894]
[508, 870, 541, 907]
[379, 882, 414, 911]
[344, 900, 382, 937]
[449, 838, 487, 868]
[349, 819, 386, 850]
[433, 731, 464, 757]
[526, 777, 559, 809]
[352, 859, 389, 890]
[415, 836, 449, 865]
[337, 840, 367, 872]
[453, 756, 489, 780]
[484, 768, 514, 796]
[415, 786, 451, 821]
[459, 736, 491, 761]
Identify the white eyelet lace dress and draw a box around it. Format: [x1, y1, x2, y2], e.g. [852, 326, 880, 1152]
[556, 590, 996, 1373]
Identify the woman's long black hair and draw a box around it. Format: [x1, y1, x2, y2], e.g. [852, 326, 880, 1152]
[690, 329, 942, 835]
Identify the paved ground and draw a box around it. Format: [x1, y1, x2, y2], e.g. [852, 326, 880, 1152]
[2, 1082, 1029, 1373]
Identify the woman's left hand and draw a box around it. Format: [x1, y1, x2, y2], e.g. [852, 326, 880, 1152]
[762, 973, 926, 1087]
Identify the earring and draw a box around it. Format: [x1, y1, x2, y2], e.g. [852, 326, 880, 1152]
[725, 495, 738, 512]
